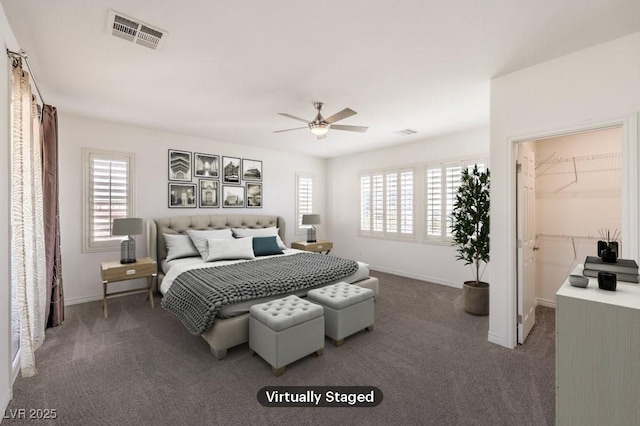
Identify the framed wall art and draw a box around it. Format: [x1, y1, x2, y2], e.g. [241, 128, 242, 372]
[246, 183, 262, 208]
[168, 183, 197, 208]
[168, 149, 192, 181]
[194, 153, 219, 178]
[222, 156, 241, 184]
[222, 185, 245, 208]
[199, 179, 219, 208]
[242, 159, 262, 181]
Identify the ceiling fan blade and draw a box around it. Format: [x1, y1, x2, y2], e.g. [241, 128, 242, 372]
[277, 113, 310, 124]
[330, 124, 368, 133]
[324, 108, 357, 124]
[317, 134, 327, 140]
[273, 126, 308, 133]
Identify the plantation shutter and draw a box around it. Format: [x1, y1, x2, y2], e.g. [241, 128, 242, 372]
[296, 173, 314, 233]
[445, 165, 462, 237]
[87, 152, 132, 249]
[426, 166, 442, 237]
[372, 174, 384, 232]
[400, 170, 413, 235]
[385, 173, 398, 233]
[359, 168, 414, 238]
[360, 176, 371, 232]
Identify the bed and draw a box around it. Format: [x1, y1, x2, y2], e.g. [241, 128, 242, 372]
[147, 214, 379, 359]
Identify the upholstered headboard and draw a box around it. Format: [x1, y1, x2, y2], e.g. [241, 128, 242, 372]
[147, 214, 285, 282]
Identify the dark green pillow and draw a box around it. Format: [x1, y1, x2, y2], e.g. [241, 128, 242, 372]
[252, 236, 284, 257]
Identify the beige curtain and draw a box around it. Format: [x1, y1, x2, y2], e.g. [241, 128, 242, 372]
[11, 59, 47, 377]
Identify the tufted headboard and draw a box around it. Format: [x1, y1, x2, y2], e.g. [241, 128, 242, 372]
[147, 214, 285, 283]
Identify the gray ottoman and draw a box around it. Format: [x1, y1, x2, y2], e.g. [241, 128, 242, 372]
[307, 282, 374, 347]
[249, 295, 324, 376]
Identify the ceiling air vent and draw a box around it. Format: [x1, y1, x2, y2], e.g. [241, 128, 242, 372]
[107, 10, 168, 50]
[393, 129, 418, 136]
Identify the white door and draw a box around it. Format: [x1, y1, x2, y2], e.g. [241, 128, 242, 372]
[517, 143, 536, 344]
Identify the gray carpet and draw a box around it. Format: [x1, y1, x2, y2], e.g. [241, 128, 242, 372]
[5, 272, 555, 425]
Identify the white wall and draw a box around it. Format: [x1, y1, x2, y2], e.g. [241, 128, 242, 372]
[490, 31, 640, 348]
[534, 128, 622, 307]
[0, 3, 18, 419]
[326, 127, 489, 287]
[59, 113, 327, 304]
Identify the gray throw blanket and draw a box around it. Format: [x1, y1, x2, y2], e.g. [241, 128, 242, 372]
[162, 253, 359, 335]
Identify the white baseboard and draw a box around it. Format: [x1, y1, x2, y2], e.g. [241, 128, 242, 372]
[369, 266, 463, 289]
[536, 297, 556, 309]
[488, 331, 513, 348]
[64, 294, 103, 306]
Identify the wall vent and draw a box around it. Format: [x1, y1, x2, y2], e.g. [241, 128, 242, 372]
[393, 129, 418, 136]
[107, 10, 168, 50]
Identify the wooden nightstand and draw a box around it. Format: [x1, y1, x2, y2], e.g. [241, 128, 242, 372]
[100, 257, 157, 319]
[291, 240, 333, 254]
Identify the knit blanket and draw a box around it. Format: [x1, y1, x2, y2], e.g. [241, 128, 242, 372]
[161, 253, 359, 335]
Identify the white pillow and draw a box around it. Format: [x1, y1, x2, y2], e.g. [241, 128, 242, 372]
[186, 229, 235, 259]
[205, 237, 255, 262]
[163, 234, 199, 261]
[231, 227, 286, 250]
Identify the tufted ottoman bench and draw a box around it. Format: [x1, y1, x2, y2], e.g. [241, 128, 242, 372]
[307, 282, 374, 347]
[249, 295, 325, 376]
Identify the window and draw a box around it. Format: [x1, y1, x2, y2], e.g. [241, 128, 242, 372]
[426, 159, 486, 241]
[295, 173, 314, 234]
[82, 148, 135, 252]
[359, 167, 414, 239]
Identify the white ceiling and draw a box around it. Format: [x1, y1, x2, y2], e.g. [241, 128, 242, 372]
[3, 0, 640, 158]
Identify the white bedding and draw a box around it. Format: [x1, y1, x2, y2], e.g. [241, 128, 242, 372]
[160, 249, 369, 295]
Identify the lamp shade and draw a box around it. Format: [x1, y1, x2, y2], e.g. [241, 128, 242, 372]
[112, 218, 143, 236]
[302, 214, 321, 225]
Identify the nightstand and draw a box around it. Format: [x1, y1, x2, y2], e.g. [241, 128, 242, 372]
[100, 257, 157, 319]
[291, 240, 333, 255]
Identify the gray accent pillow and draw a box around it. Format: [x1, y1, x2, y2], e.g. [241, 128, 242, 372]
[186, 229, 235, 259]
[163, 234, 200, 261]
[231, 227, 286, 250]
[205, 237, 255, 262]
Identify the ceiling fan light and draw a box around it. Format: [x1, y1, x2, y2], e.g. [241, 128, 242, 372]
[309, 122, 329, 136]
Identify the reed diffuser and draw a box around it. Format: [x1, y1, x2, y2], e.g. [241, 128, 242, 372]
[597, 228, 619, 263]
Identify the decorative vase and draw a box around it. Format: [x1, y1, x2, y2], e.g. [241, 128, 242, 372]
[462, 281, 489, 316]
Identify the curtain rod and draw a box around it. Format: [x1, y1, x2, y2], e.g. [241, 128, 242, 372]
[6, 48, 45, 105]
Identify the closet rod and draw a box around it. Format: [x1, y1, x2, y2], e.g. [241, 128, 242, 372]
[6, 49, 45, 105]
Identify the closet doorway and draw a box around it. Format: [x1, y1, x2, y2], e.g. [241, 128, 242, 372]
[516, 126, 622, 344]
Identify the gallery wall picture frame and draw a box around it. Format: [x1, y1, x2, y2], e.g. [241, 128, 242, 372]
[222, 185, 245, 208]
[246, 183, 262, 208]
[168, 149, 192, 182]
[168, 183, 197, 208]
[194, 153, 220, 178]
[222, 156, 241, 184]
[199, 179, 220, 208]
[242, 159, 262, 181]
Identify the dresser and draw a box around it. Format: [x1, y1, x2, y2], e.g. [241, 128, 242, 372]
[556, 265, 640, 425]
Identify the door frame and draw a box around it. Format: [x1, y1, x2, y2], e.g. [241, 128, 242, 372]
[507, 114, 638, 347]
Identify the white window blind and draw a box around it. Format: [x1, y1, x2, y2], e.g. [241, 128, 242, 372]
[360, 176, 371, 232]
[83, 149, 135, 252]
[295, 173, 314, 234]
[425, 159, 486, 241]
[359, 167, 415, 239]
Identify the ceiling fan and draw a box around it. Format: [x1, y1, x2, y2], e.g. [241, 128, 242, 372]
[274, 102, 368, 140]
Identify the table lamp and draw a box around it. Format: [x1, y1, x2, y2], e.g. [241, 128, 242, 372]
[302, 214, 320, 243]
[112, 218, 143, 264]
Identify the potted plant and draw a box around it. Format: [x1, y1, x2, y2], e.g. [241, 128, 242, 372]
[451, 164, 490, 315]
